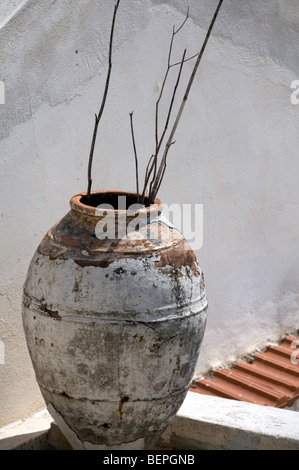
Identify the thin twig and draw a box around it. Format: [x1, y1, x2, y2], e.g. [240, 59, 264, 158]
[147, 8, 191, 203]
[149, 48, 187, 202]
[150, 0, 224, 203]
[154, 8, 190, 157]
[154, 160, 167, 196]
[174, 5, 189, 35]
[169, 52, 199, 68]
[129, 112, 140, 203]
[86, 0, 121, 204]
[141, 155, 156, 204]
[157, 49, 187, 157]
[152, 141, 175, 198]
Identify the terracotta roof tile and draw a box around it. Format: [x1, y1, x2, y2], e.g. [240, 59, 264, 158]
[191, 335, 299, 408]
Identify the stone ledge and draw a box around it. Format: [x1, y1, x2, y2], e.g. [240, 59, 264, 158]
[159, 392, 299, 450]
[0, 392, 298, 450]
[0, 408, 52, 450]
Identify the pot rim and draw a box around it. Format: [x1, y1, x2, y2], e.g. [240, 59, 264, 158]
[70, 190, 163, 218]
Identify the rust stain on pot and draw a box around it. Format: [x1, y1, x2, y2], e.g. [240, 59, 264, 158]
[155, 241, 199, 276]
[73, 252, 154, 268]
[133, 334, 144, 342]
[44, 309, 61, 319]
[36, 191, 185, 270]
[39, 304, 61, 319]
[74, 258, 115, 268]
[118, 396, 129, 420]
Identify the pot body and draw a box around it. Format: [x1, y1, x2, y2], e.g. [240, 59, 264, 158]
[22, 191, 208, 450]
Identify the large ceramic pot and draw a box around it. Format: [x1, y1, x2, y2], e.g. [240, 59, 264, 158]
[22, 191, 208, 450]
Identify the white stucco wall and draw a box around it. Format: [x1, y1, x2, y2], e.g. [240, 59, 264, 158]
[0, 0, 298, 426]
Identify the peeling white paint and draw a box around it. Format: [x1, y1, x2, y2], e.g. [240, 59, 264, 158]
[22, 203, 208, 448]
[23, 253, 206, 321]
[47, 403, 147, 450]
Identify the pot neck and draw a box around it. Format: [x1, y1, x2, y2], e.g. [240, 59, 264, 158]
[70, 191, 163, 221]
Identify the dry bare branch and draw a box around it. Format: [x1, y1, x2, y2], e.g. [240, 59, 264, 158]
[129, 112, 140, 203]
[138, 8, 192, 203]
[141, 155, 156, 205]
[154, 8, 191, 171]
[148, 48, 187, 202]
[140, 6, 201, 203]
[86, 0, 121, 204]
[149, 0, 224, 203]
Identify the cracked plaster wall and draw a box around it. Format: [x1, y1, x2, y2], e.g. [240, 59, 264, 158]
[0, 0, 299, 426]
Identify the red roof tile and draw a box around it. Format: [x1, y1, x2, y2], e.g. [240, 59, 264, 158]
[191, 335, 299, 408]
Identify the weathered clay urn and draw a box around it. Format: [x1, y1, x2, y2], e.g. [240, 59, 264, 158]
[22, 191, 208, 450]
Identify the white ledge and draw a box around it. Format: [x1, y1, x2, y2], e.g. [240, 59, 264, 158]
[0, 408, 53, 450]
[158, 391, 299, 450]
